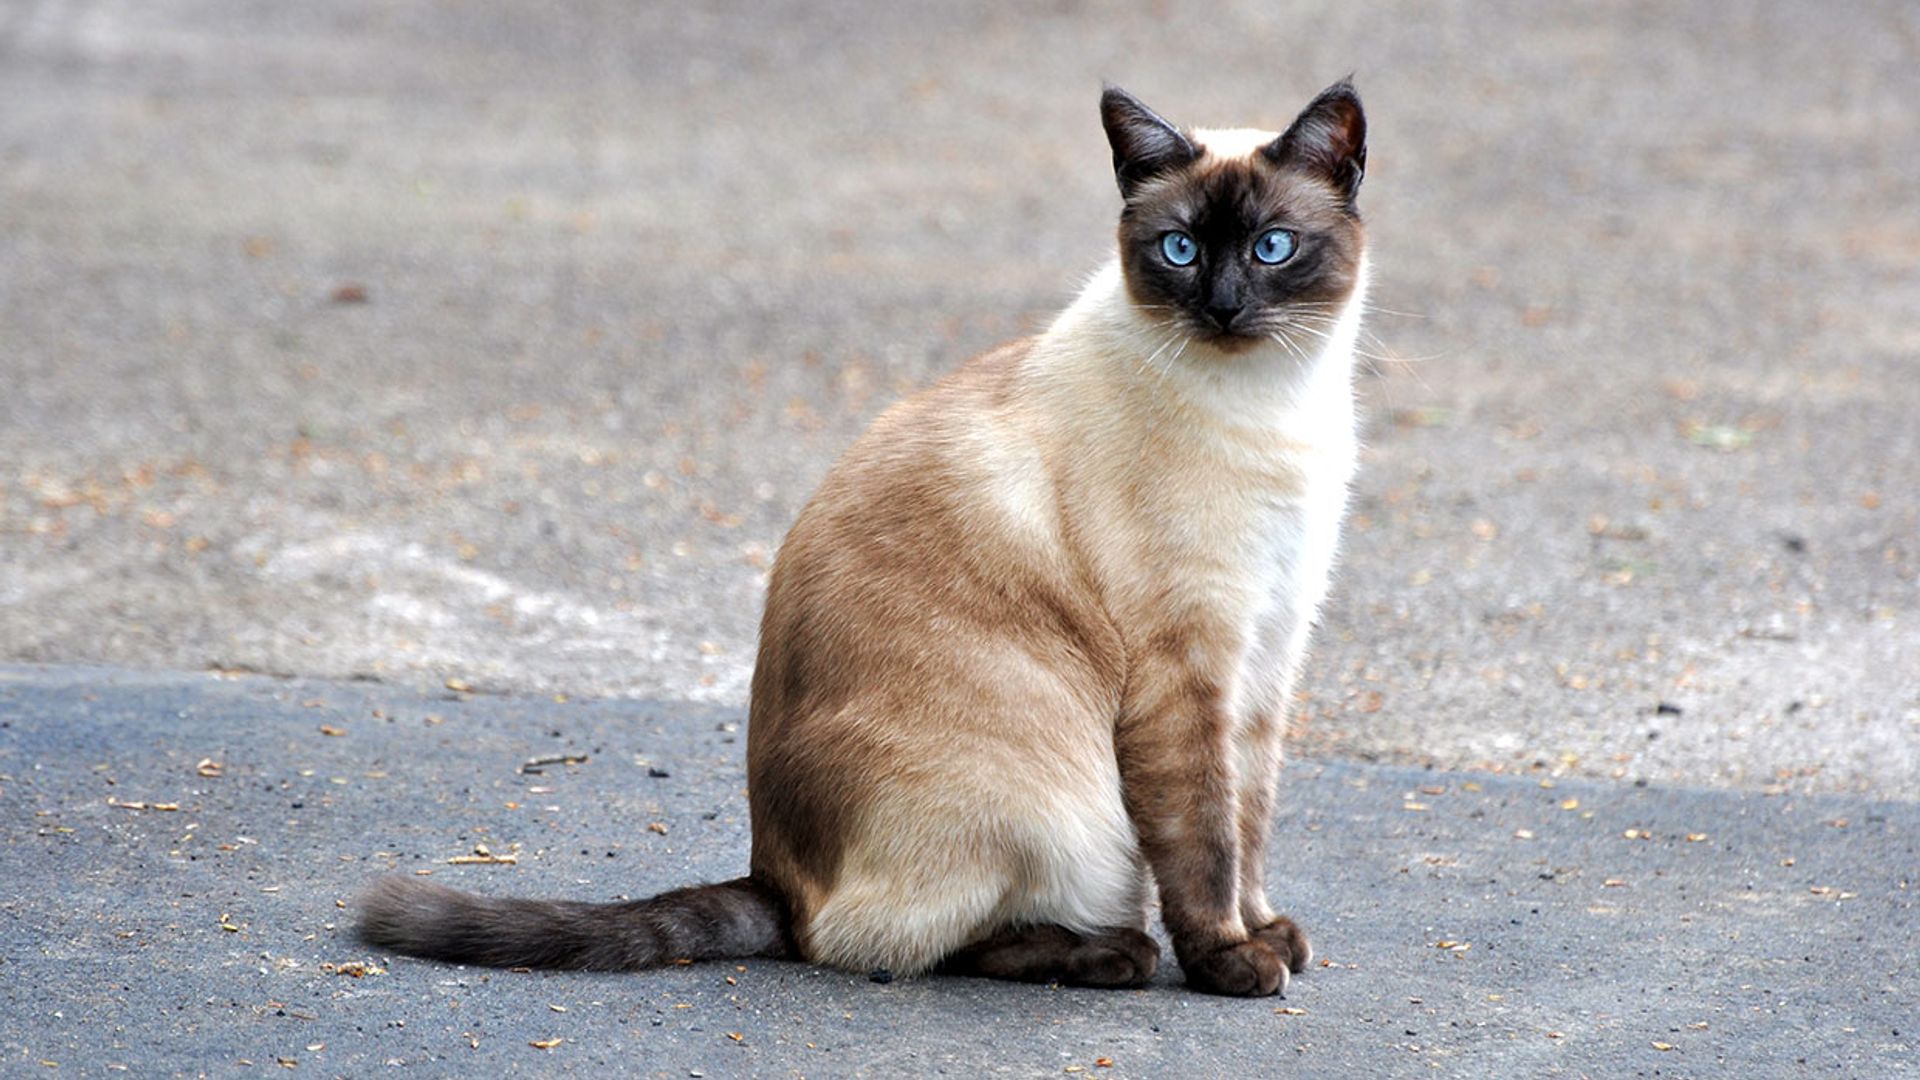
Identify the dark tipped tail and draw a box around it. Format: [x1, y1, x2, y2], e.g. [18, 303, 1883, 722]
[356, 875, 793, 971]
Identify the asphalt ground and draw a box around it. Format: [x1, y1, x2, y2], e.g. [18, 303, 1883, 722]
[2, 1, 1919, 1076]
[2, 0, 1916, 794]
[3, 665, 1914, 1077]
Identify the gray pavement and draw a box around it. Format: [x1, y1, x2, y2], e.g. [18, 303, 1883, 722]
[1, 0, 1915, 794]
[2, 1, 1919, 1076]
[4, 665, 1914, 1077]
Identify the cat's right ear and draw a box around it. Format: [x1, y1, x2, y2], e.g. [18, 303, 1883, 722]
[1100, 86, 1198, 199]
[1264, 79, 1367, 208]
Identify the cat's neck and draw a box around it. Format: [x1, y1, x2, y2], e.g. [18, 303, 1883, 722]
[1032, 258, 1367, 428]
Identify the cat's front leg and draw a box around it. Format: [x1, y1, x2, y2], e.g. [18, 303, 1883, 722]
[1115, 662, 1288, 997]
[1234, 710, 1313, 976]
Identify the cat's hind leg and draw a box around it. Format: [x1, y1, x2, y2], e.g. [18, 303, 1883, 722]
[935, 924, 1159, 988]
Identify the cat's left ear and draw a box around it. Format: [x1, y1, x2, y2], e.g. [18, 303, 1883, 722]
[1101, 86, 1198, 199]
[1264, 79, 1368, 207]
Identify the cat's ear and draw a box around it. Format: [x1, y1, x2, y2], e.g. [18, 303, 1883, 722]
[1100, 85, 1198, 198]
[1264, 79, 1368, 207]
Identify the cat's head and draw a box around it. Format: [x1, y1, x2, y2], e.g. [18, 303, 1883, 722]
[1100, 82, 1368, 354]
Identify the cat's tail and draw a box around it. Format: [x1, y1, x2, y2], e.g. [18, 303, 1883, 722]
[355, 875, 793, 970]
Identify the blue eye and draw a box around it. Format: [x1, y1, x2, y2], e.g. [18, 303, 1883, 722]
[1255, 229, 1297, 264]
[1160, 231, 1197, 266]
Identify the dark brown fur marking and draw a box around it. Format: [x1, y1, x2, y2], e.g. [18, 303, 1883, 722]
[938, 924, 1161, 988]
[356, 875, 791, 971]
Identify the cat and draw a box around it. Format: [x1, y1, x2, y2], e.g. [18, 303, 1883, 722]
[359, 79, 1370, 998]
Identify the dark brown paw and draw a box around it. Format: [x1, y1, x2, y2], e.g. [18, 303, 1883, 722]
[1067, 927, 1160, 988]
[1182, 938, 1286, 997]
[1249, 916, 1311, 975]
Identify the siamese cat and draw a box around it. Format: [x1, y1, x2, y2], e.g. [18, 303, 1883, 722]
[361, 80, 1370, 997]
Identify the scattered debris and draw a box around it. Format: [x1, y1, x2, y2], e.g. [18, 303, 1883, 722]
[448, 844, 518, 865]
[320, 961, 385, 978]
[1682, 422, 1752, 451]
[108, 798, 181, 812]
[519, 754, 589, 775]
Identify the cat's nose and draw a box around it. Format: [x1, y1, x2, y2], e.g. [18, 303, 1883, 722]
[1205, 304, 1244, 330]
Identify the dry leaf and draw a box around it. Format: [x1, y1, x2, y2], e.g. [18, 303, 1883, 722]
[320, 961, 385, 978]
[448, 844, 518, 866]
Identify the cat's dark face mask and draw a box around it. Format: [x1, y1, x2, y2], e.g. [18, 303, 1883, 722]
[1101, 83, 1369, 354]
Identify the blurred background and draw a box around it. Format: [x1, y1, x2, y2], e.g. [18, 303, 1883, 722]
[2, 1, 1915, 794]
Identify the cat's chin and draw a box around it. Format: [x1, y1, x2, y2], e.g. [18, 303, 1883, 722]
[1195, 330, 1272, 357]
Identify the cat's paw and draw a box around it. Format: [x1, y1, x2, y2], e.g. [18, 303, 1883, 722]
[1249, 916, 1312, 975]
[1182, 938, 1287, 997]
[1068, 928, 1161, 988]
